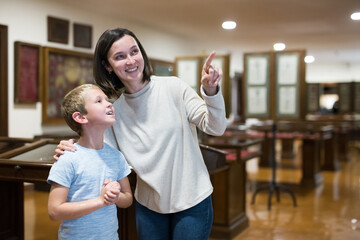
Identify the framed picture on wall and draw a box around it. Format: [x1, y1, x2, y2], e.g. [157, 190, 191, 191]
[244, 53, 271, 118]
[275, 51, 302, 118]
[354, 82, 360, 113]
[42, 47, 94, 125]
[150, 58, 174, 76]
[307, 83, 320, 113]
[277, 86, 298, 116]
[247, 86, 268, 115]
[175, 57, 200, 92]
[47, 16, 69, 44]
[247, 55, 268, 85]
[73, 23, 92, 48]
[14, 41, 42, 103]
[338, 82, 352, 113]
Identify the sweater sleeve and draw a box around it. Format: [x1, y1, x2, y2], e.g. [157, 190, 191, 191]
[181, 80, 227, 136]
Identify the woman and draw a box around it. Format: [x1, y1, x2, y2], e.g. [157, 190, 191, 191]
[55, 28, 226, 240]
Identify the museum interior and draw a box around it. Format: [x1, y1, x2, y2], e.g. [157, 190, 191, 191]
[1, 0, 360, 239]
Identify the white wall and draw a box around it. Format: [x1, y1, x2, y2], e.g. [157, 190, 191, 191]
[0, 0, 213, 137]
[306, 62, 360, 83]
[1, 0, 359, 138]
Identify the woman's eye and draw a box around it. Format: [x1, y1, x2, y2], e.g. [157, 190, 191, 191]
[131, 49, 139, 55]
[115, 54, 125, 60]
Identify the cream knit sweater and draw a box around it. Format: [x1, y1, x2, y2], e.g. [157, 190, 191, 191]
[104, 76, 226, 213]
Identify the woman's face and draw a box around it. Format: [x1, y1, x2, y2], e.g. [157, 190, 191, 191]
[106, 35, 145, 85]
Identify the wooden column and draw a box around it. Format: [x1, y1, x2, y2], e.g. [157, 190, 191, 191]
[301, 137, 323, 187]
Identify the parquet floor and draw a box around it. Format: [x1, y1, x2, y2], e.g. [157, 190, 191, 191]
[24, 141, 360, 240]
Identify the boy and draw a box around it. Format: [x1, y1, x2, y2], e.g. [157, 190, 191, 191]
[47, 84, 132, 239]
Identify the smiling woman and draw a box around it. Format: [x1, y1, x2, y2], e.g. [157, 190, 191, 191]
[55, 27, 227, 240]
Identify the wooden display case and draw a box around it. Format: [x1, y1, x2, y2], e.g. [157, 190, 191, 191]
[0, 137, 232, 240]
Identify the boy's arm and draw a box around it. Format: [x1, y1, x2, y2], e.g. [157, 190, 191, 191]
[48, 182, 107, 221]
[114, 177, 133, 208]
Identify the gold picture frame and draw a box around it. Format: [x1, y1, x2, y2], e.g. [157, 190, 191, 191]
[42, 47, 93, 125]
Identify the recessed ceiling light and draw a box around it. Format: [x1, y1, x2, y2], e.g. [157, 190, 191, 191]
[273, 42, 286, 51]
[351, 12, 360, 20]
[222, 21, 236, 30]
[304, 55, 315, 63]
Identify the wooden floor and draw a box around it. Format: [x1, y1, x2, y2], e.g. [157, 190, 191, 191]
[24, 141, 360, 240]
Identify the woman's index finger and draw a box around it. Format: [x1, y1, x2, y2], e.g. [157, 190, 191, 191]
[203, 51, 216, 71]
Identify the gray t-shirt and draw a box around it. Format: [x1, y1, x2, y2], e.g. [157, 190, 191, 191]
[47, 142, 131, 240]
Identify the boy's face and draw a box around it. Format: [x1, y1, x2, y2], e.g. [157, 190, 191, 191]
[83, 88, 115, 127]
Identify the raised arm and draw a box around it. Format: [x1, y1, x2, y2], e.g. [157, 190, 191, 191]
[201, 51, 223, 96]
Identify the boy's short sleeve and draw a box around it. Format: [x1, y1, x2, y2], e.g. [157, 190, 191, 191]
[47, 154, 75, 188]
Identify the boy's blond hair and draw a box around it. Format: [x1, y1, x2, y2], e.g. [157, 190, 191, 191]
[61, 84, 100, 136]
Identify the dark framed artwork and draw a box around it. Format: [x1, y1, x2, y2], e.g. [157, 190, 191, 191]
[149, 58, 174, 76]
[14, 41, 42, 103]
[42, 47, 93, 125]
[337, 82, 351, 113]
[354, 82, 360, 113]
[47, 16, 69, 44]
[73, 23, 92, 48]
[306, 83, 320, 113]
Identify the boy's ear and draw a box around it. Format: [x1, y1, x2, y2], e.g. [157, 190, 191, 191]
[72, 112, 88, 124]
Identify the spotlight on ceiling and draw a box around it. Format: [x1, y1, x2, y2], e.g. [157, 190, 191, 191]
[273, 42, 286, 51]
[351, 12, 360, 20]
[304, 55, 315, 63]
[222, 21, 236, 30]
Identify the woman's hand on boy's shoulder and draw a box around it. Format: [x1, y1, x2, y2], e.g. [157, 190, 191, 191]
[53, 139, 77, 161]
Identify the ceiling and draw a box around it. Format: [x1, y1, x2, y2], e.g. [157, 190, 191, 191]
[61, 0, 360, 64]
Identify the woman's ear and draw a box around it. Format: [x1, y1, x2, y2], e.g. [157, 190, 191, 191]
[72, 112, 88, 124]
[102, 60, 113, 73]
